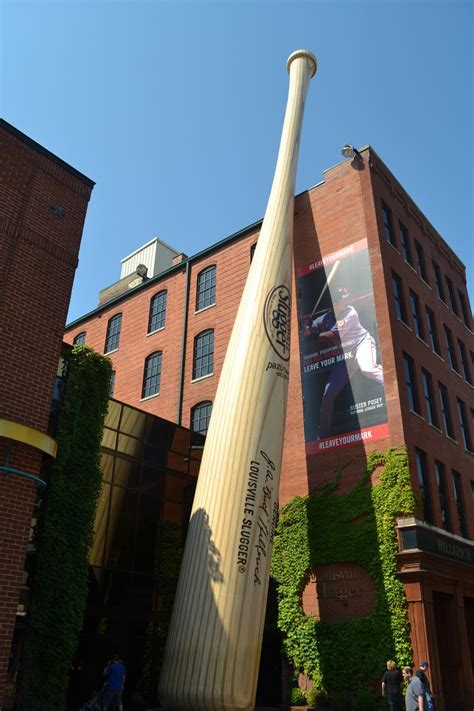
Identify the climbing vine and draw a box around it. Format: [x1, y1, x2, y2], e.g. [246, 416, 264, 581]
[18, 345, 112, 711]
[271, 448, 415, 694]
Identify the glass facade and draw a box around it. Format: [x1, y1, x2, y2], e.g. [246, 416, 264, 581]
[79, 400, 205, 701]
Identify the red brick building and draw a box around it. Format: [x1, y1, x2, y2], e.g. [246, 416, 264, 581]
[65, 146, 473, 709]
[0, 119, 94, 705]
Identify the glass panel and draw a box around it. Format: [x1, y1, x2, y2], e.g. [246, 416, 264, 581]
[105, 400, 122, 430]
[90, 481, 112, 567]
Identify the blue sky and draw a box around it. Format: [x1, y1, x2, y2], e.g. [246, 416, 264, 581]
[1, 1, 472, 322]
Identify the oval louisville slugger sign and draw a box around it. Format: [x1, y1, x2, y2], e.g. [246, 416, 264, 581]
[263, 285, 291, 361]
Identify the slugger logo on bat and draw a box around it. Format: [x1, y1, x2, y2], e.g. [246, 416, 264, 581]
[264, 285, 291, 361]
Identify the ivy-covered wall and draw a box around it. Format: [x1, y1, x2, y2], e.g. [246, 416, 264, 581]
[271, 448, 415, 693]
[18, 345, 112, 711]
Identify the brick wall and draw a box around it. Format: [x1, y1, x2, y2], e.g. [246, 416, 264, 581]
[0, 121, 93, 704]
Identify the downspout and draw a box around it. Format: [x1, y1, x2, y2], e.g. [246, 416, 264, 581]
[177, 259, 191, 425]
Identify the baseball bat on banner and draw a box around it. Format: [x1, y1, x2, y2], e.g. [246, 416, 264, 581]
[310, 259, 341, 317]
[159, 49, 317, 711]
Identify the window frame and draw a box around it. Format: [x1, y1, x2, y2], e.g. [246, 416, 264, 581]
[392, 271, 408, 323]
[434, 460, 451, 532]
[193, 329, 214, 380]
[425, 307, 441, 355]
[148, 290, 168, 334]
[73, 331, 86, 345]
[456, 398, 472, 452]
[445, 276, 459, 316]
[399, 222, 413, 265]
[409, 289, 425, 340]
[191, 401, 213, 435]
[452, 470, 468, 538]
[444, 324, 459, 372]
[403, 352, 421, 414]
[421, 368, 439, 428]
[414, 239, 429, 283]
[415, 448, 434, 524]
[382, 202, 396, 247]
[104, 313, 122, 354]
[438, 382, 455, 439]
[196, 265, 217, 312]
[141, 351, 163, 399]
[432, 260, 446, 302]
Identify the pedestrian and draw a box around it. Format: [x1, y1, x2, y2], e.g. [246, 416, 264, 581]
[102, 654, 126, 711]
[402, 666, 427, 711]
[416, 662, 435, 711]
[381, 659, 404, 711]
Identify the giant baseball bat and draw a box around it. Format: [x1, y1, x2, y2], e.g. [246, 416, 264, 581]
[159, 50, 317, 711]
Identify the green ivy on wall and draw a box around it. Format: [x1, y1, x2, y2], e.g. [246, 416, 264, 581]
[18, 345, 112, 711]
[271, 448, 415, 693]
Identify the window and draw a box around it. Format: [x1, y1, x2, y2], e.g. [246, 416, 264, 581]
[457, 398, 472, 451]
[250, 243, 257, 262]
[73, 331, 86, 345]
[458, 339, 472, 384]
[421, 369, 439, 427]
[196, 265, 216, 311]
[458, 290, 471, 329]
[382, 202, 396, 247]
[445, 276, 459, 316]
[392, 272, 407, 322]
[191, 401, 212, 435]
[415, 449, 433, 524]
[425, 307, 441, 355]
[434, 461, 451, 532]
[444, 325, 459, 372]
[148, 290, 167, 333]
[141, 351, 162, 399]
[403, 353, 420, 414]
[399, 223, 413, 265]
[432, 260, 446, 302]
[452, 471, 468, 538]
[414, 240, 428, 282]
[409, 290, 425, 339]
[193, 330, 214, 380]
[438, 383, 455, 439]
[104, 314, 122, 353]
[109, 371, 116, 398]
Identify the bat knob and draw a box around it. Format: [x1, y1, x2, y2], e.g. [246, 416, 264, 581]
[287, 50, 318, 77]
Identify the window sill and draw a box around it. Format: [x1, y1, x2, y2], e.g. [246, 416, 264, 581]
[397, 318, 412, 332]
[104, 348, 119, 356]
[385, 239, 399, 253]
[195, 303, 216, 316]
[419, 277, 431, 290]
[415, 334, 429, 348]
[147, 326, 165, 337]
[449, 367, 462, 380]
[432, 350, 444, 362]
[140, 393, 160, 402]
[445, 434, 458, 446]
[409, 409, 424, 422]
[427, 422, 443, 435]
[191, 372, 214, 384]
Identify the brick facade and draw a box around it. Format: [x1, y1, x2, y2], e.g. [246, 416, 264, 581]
[65, 147, 473, 709]
[0, 120, 93, 705]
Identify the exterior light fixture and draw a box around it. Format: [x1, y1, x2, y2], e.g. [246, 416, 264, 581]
[341, 144, 363, 162]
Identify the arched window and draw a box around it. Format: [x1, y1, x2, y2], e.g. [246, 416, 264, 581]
[148, 290, 167, 333]
[191, 401, 212, 435]
[73, 331, 86, 345]
[196, 265, 216, 311]
[142, 352, 162, 399]
[104, 313, 122, 353]
[193, 330, 214, 380]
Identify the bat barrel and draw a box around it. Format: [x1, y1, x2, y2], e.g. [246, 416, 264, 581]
[159, 51, 317, 711]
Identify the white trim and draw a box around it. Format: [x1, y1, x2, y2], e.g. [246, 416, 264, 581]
[191, 372, 214, 384]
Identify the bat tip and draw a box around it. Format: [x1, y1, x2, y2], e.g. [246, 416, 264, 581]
[287, 50, 318, 77]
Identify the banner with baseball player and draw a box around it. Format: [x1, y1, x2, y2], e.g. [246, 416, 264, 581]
[298, 238, 388, 454]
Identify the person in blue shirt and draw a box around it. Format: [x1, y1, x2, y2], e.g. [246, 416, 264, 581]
[103, 655, 126, 711]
